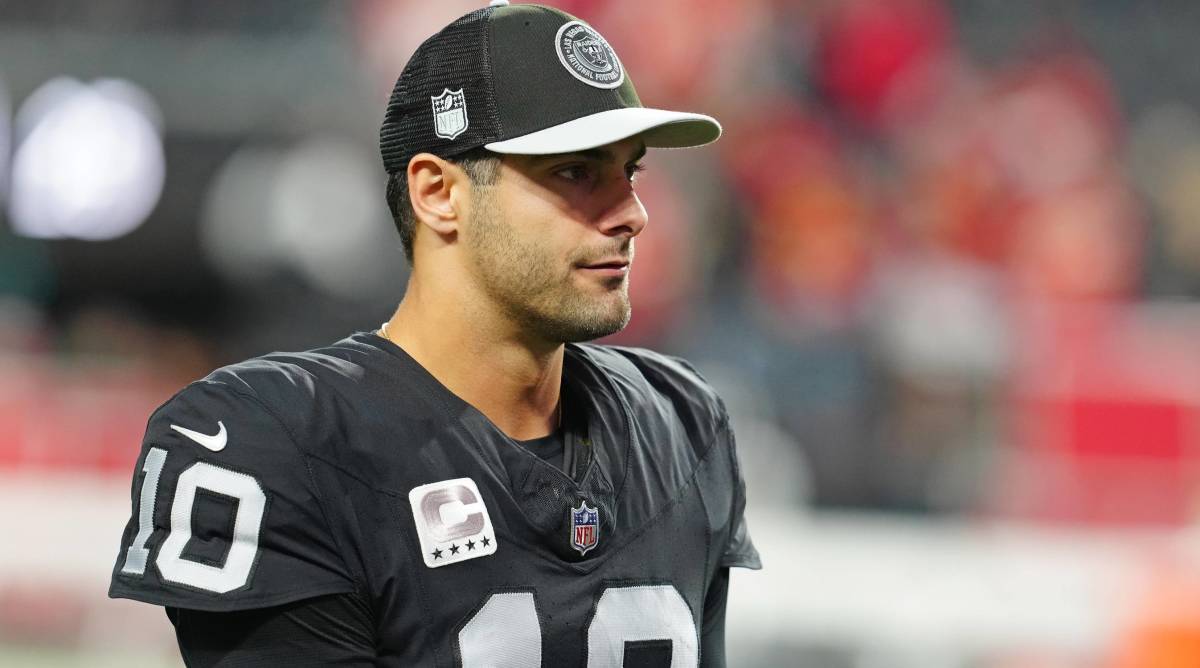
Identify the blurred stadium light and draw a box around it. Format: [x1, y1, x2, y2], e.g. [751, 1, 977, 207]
[268, 136, 400, 301]
[8, 77, 164, 241]
[201, 137, 402, 301]
[199, 145, 289, 284]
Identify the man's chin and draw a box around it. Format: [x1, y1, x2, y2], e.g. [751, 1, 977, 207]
[575, 318, 629, 343]
[549, 303, 631, 343]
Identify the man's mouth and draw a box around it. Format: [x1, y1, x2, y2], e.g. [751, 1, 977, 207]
[577, 258, 630, 277]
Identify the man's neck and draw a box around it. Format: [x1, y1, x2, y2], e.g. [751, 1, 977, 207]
[381, 283, 563, 441]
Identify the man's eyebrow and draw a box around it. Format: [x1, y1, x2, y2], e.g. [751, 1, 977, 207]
[530, 143, 647, 164]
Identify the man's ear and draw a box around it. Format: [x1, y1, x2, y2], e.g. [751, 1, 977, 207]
[408, 153, 468, 236]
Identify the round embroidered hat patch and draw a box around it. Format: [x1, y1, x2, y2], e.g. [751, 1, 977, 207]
[555, 21, 625, 90]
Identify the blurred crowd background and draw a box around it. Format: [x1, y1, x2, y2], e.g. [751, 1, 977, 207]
[4, 1, 1200, 666]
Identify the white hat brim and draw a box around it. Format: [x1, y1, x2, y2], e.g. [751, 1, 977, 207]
[483, 107, 721, 155]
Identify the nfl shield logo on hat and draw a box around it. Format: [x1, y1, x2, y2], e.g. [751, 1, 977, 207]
[570, 500, 600, 556]
[430, 88, 468, 140]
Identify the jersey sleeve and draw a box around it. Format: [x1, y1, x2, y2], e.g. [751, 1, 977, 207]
[700, 568, 731, 668]
[719, 418, 762, 570]
[168, 593, 376, 666]
[664, 352, 761, 570]
[109, 379, 357, 612]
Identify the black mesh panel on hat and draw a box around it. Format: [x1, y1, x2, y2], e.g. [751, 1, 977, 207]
[379, 8, 502, 174]
[487, 5, 642, 143]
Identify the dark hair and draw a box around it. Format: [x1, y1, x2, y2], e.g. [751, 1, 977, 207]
[385, 148, 501, 264]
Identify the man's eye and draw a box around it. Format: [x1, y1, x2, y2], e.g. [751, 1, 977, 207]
[556, 165, 592, 182]
[626, 162, 646, 182]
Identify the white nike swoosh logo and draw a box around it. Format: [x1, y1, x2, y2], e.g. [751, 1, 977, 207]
[170, 421, 228, 452]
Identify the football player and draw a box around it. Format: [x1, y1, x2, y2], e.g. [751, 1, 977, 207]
[110, 2, 760, 666]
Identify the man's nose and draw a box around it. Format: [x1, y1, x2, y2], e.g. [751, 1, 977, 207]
[595, 185, 648, 239]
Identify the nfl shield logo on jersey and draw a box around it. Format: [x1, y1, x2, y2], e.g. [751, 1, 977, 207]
[430, 88, 468, 140]
[570, 500, 600, 556]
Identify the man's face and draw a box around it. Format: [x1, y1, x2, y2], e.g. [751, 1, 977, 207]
[462, 137, 649, 344]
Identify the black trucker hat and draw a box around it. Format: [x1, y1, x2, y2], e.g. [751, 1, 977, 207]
[379, 0, 721, 174]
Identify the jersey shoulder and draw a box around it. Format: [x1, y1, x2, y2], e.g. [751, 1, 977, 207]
[577, 344, 762, 570]
[189, 335, 401, 458]
[575, 343, 729, 455]
[109, 343, 366, 612]
[201, 337, 371, 424]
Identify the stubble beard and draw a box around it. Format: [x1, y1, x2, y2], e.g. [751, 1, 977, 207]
[467, 188, 633, 344]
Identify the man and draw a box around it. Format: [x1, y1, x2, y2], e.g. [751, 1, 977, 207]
[109, 1, 760, 665]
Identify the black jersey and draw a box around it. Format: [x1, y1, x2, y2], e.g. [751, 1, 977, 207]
[109, 332, 760, 666]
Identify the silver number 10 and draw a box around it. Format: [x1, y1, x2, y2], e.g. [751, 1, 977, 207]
[119, 447, 266, 594]
[458, 584, 697, 667]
